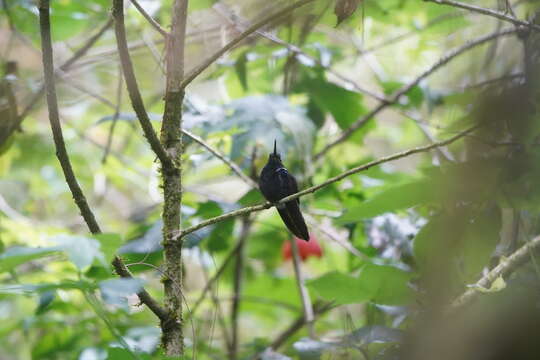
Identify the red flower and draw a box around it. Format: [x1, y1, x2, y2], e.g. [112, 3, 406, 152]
[282, 234, 323, 261]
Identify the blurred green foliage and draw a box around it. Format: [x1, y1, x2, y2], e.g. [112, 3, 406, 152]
[1, 0, 540, 359]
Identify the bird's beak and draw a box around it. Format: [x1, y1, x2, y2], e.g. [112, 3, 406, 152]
[273, 140, 277, 156]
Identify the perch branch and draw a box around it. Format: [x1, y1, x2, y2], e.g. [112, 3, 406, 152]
[175, 126, 475, 239]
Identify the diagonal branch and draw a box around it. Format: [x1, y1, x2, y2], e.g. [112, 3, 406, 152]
[451, 235, 540, 310]
[249, 301, 334, 360]
[129, 0, 168, 37]
[424, 0, 540, 31]
[15, 17, 113, 137]
[214, 3, 386, 101]
[183, 129, 258, 188]
[314, 28, 518, 160]
[38, 0, 101, 235]
[180, 0, 316, 90]
[175, 126, 476, 239]
[37, 0, 168, 323]
[112, 0, 176, 172]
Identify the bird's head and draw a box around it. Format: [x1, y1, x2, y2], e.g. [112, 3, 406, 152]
[268, 140, 283, 165]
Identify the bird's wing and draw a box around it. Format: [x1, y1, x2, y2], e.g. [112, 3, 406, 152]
[275, 168, 309, 241]
[276, 167, 300, 204]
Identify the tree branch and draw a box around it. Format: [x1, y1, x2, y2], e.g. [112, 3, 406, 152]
[112, 0, 176, 172]
[129, 0, 168, 37]
[183, 129, 258, 188]
[38, 0, 101, 235]
[450, 235, 540, 310]
[175, 126, 475, 239]
[15, 17, 113, 139]
[37, 0, 168, 324]
[314, 28, 518, 160]
[424, 0, 540, 31]
[180, 0, 316, 90]
[289, 236, 315, 337]
[230, 217, 253, 360]
[249, 301, 334, 360]
[214, 3, 386, 101]
[187, 234, 247, 319]
[160, 0, 189, 356]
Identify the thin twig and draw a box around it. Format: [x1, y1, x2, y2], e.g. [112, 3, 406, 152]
[450, 235, 540, 310]
[249, 301, 334, 360]
[289, 236, 315, 337]
[214, 3, 386, 101]
[305, 215, 369, 260]
[314, 28, 518, 160]
[15, 17, 113, 139]
[176, 126, 476, 239]
[199, 252, 232, 351]
[112, 0, 175, 172]
[64, 78, 116, 108]
[184, 129, 257, 188]
[359, 12, 462, 55]
[102, 65, 123, 163]
[181, 0, 316, 90]
[129, 0, 168, 37]
[424, 0, 540, 31]
[187, 236, 246, 318]
[230, 217, 253, 360]
[37, 0, 168, 323]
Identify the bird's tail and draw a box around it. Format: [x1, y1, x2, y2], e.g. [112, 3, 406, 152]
[277, 201, 309, 241]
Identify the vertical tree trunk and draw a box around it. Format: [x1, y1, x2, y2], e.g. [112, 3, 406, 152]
[161, 0, 189, 356]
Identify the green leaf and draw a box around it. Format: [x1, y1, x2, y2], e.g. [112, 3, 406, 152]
[207, 219, 234, 252]
[99, 278, 144, 307]
[239, 189, 264, 207]
[195, 201, 223, 219]
[309, 265, 414, 306]
[359, 264, 414, 305]
[338, 179, 434, 223]
[413, 213, 449, 270]
[35, 291, 55, 315]
[106, 347, 151, 360]
[235, 51, 249, 91]
[381, 81, 424, 108]
[0, 281, 93, 295]
[0, 246, 57, 273]
[53, 235, 107, 270]
[307, 271, 374, 305]
[460, 207, 501, 280]
[94, 233, 123, 265]
[301, 75, 366, 130]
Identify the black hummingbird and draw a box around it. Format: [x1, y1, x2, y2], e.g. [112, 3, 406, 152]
[259, 141, 310, 241]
